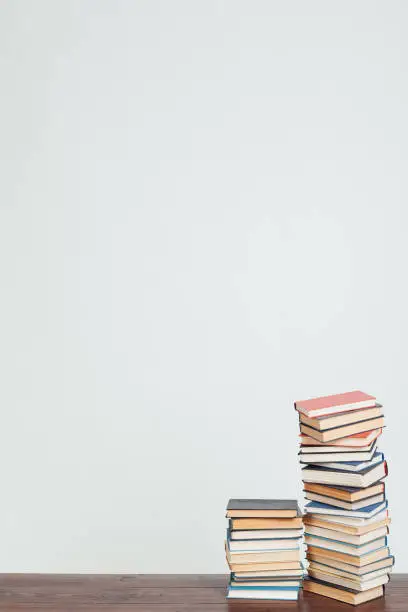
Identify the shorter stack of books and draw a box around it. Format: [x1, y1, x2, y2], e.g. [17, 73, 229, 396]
[225, 499, 303, 601]
[295, 390, 394, 606]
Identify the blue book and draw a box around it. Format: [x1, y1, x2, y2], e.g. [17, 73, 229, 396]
[304, 499, 387, 519]
[308, 452, 384, 473]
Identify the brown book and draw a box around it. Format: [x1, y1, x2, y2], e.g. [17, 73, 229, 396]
[303, 515, 391, 536]
[228, 561, 302, 572]
[233, 567, 304, 578]
[299, 405, 382, 431]
[306, 545, 389, 567]
[300, 428, 382, 448]
[226, 548, 302, 564]
[226, 499, 300, 518]
[303, 577, 384, 605]
[230, 517, 303, 530]
[304, 491, 384, 510]
[303, 481, 385, 503]
[300, 416, 384, 443]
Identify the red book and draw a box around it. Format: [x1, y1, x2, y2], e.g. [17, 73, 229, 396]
[295, 391, 376, 418]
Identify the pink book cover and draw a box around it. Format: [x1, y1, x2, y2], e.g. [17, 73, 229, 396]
[295, 391, 376, 418]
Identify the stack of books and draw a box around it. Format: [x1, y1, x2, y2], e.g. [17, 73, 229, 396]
[295, 391, 394, 606]
[225, 499, 303, 601]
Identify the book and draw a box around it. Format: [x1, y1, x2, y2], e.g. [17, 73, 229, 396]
[232, 573, 304, 582]
[300, 438, 377, 454]
[308, 561, 391, 582]
[300, 428, 382, 448]
[303, 515, 390, 536]
[305, 452, 384, 472]
[302, 461, 387, 488]
[306, 555, 394, 577]
[226, 548, 302, 564]
[303, 481, 385, 503]
[304, 500, 387, 519]
[230, 580, 301, 587]
[226, 499, 300, 518]
[306, 544, 390, 567]
[230, 517, 303, 530]
[228, 561, 302, 572]
[300, 416, 384, 443]
[307, 569, 389, 592]
[295, 391, 376, 418]
[230, 529, 303, 540]
[305, 508, 390, 530]
[299, 445, 377, 463]
[304, 534, 387, 556]
[304, 491, 384, 511]
[305, 525, 388, 546]
[299, 405, 382, 431]
[233, 567, 304, 579]
[227, 585, 300, 600]
[228, 537, 302, 552]
[303, 577, 384, 604]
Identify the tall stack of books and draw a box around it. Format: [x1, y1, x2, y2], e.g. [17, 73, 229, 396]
[225, 499, 303, 601]
[295, 391, 394, 606]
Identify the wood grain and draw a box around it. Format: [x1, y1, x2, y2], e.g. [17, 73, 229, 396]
[0, 574, 405, 610]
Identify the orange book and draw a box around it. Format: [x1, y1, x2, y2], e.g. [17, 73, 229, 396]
[300, 428, 382, 448]
[295, 391, 376, 418]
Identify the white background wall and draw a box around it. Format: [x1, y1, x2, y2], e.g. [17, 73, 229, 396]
[1, 0, 407, 573]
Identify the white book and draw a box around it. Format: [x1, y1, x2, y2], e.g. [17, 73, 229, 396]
[300, 441, 375, 454]
[304, 535, 386, 555]
[306, 553, 393, 576]
[227, 588, 299, 600]
[299, 446, 376, 463]
[306, 452, 383, 472]
[310, 509, 388, 527]
[229, 538, 301, 552]
[305, 525, 388, 546]
[308, 561, 392, 582]
[302, 461, 387, 488]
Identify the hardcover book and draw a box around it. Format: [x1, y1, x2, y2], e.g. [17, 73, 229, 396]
[299, 405, 382, 431]
[300, 416, 384, 443]
[295, 391, 376, 418]
[300, 428, 382, 448]
[301, 460, 388, 488]
[226, 499, 300, 518]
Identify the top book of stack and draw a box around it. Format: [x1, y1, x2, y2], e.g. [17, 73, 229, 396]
[295, 391, 376, 419]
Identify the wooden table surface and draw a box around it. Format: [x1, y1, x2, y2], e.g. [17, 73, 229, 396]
[0, 574, 408, 612]
[0, 574, 406, 610]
